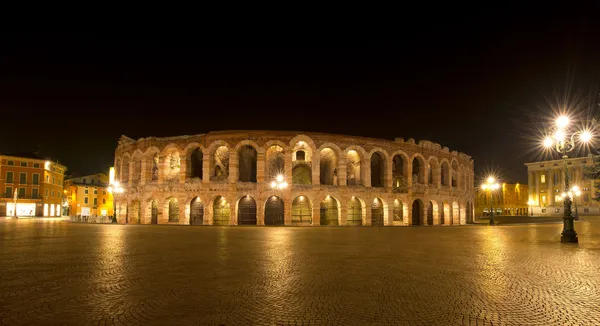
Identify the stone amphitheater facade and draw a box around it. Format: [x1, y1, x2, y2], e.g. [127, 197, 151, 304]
[113, 131, 475, 226]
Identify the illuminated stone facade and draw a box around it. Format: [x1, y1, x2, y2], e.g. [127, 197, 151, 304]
[525, 155, 599, 216]
[113, 131, 475, 226]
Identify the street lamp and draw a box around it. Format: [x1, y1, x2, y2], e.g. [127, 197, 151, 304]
[481, 176, 500, 226]
[569, 185, 582, 220]
[527, 199, 534, 216]
[542, 115, 593, 243]
[270, 174, 288, 190]
[107, 180, 124, 223]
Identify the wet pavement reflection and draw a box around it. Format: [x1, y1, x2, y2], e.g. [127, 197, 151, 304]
[1, 218, 600, 325]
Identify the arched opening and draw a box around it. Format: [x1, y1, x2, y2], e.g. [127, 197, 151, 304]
[452, 201, 460, 223]
[452, 161, 459, 187]
[212, 146, 229, 182]
[441, 162, 450, 186]
[130, 200, 140, 224]
[296, 150, 306, 161]
[393, 199, 403, 222]
[440, 202, 445, 225]
[132, 156, 142, 183]
[213, 196, 230, 225]
[392, 155, 406, 192]
[292, 164, 311, 185]
[347, 197, 363, 226]
[266, 146, 284, 182]
[346, 150, 362, 186]
[151, 199, 158, 224]
[411, 199, 422, 225]
[238, 145, 257, 182]
[164, 151, 181, 181]
[371, 152, 384, 188]
[371, 198, 384, 226]
[411, 157, 424, 184]
[238, 196, 257, 225]
[168, 198, 179, 222]
[320, 196, 339, 225]
[151, 153, 159, 181]
[190, 148, 203, 179]
[190, 197, 204, 225]
[428, 163, 433, 185]
[121, 156, 130, 183]
[427, 201, 434, 225]
[265, 196, 284, 226]
[319, 148, 338, 185]
[292, 196, 312, 225]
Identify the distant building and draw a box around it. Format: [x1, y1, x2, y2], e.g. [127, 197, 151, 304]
[475, 183, 529, 216]
[0, 153, 66, 217]
[525, 155, 598, 216]
[64, 173, 114, 218]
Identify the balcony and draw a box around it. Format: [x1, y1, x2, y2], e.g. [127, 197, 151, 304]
[1, 194, 42, 200]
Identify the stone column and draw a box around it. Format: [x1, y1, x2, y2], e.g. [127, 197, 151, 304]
[365, 203, 372, 226]
[284, 149, 293, 186]
[548, 170, 554, 206]
[256, 152, 266, 184]
[340, 202, 348, 226]
[202, 153, 211, 184]
[338, 158, 347, 187]
[228, 152, 238, 184]
[179, 158, 187, 184]
[140, 158, 147, 185]
[312, 205, 320, 225]
[312, 156, 320, 186]
[364, 158, 371, 187]
[535, 171, 540, 205]
[385, 158, 392, 190]
[128, 160, 134, 184]
[228, 196, 237, 225]
[527, 170, 534, 202]
[256, 197, 265, 226]
[284, 193, 292, 225]
[387, 202, 394, 226]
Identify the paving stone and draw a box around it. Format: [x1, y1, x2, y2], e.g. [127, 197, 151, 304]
[0, 218, 599, 325]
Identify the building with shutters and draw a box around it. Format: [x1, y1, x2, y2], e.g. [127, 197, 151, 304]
[112, 131, 475, 226]
[0, 153, 66, 217]
[64, 173, 114, 218]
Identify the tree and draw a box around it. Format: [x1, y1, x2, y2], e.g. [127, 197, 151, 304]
[583, 155, 600, 201]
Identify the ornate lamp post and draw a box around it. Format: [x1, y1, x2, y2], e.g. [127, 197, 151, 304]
[543, 115, 593, 243]
[527, 200, 534, 216]
[568, 185, 582, 220]
[481, 176, 500, 226]
[107, 167, 124, 223]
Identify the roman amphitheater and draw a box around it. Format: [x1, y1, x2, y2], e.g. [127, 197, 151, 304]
[113, 131, 475, 226]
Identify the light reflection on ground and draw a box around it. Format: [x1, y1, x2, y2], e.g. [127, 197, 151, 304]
[1, 218, 600, 325]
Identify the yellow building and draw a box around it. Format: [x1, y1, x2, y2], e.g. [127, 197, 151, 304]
[0, 153, 66, 217]
[525, 155, 597, 216]
[476, 183, 530, 216]
[64, 173, 114, 218]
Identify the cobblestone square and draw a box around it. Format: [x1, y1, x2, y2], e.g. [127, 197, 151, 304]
[1, 219, 600, 325]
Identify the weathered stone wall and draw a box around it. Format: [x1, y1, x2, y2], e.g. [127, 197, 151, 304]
[113, 131, 476, 226]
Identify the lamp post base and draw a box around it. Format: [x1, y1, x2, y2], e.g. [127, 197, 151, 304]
[561, 216, 578, 243]
[560, 229, 578, 243]
[489, 216, 495, 226]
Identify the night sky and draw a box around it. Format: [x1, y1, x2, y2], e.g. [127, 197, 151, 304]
[1, 14, 599, 183]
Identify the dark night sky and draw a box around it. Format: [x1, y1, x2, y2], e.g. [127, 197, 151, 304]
[1, 11, 600, 182]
